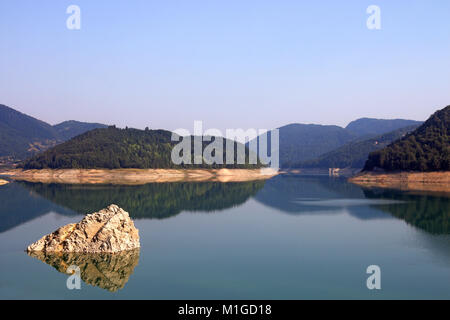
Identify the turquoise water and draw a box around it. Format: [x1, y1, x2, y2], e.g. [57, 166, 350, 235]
[0, 176, 449, 299]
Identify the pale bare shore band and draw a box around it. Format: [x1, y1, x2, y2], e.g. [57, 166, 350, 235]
[349, 172, 450, 193]
[0, 168, 279, 185]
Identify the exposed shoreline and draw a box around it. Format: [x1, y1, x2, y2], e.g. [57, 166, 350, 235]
[0, 179, 9, 186]
[0, 168, 278, 185]
[349, 171, 450, 193]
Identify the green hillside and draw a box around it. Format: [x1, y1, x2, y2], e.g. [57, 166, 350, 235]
[363, 106, 450, 172]
[248, 119, 423, 168]
[0, 104, 107, 160]
[296, 125, 420, 169]
[248, 124, 358, 168]
[0, 104, 60, 158]
[20, 126, 263, 169]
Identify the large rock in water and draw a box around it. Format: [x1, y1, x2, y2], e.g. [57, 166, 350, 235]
[27, 204, 140, 253]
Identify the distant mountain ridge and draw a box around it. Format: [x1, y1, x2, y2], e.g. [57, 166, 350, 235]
[249, 118, 423, 168]
[0, 104, 107, 161]
[296, 124, 420, 169]
[346, 118, 422, 137]
[1, 103, 427, 169]
[0, 104, 61, 159]
[363, 106, 450, 172]
[275, 123, 357, 167]
[53, 120, 108, 140]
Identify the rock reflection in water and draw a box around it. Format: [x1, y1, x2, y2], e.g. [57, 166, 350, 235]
[28, 249, 140, 292]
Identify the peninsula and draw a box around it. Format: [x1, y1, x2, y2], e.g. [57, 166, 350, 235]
[1, 126, 277, 184]
[350, 105, 450, 193]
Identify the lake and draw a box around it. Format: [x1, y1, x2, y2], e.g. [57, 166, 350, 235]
[0, 175, 449, 299]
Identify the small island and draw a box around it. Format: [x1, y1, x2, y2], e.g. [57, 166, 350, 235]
[27, 204, 140, 253]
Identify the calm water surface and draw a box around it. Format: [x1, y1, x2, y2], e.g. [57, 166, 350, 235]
[0, 175, 449, 299]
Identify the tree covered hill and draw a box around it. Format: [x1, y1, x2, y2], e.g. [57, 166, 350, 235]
[248, 124, 358, 168]
[0, 104, 60, 158]
[363, 106, 450, 172]
[278, 124, 358, 167]
[20, 126, 263, 169]
[0, 104, 107, 160]
[295, 125, 420, 169]
[248, 119, 422, 168]
[3, 103, 428, 169]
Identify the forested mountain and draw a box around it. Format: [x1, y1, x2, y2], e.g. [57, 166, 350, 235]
[0, 104, 60, 158]
[346, 118, 422, 137]
[363, 106, 450, 172]
[0, 104, 106, 160]
[248, 119, 422, 168]
[278, 124, 358, 167]
[2, 103, 427, 169]
[54, 120, 108, 140]
[296, 125, 420, 169]
[20, 126, 263, 169]
[248, 124, 358, 168]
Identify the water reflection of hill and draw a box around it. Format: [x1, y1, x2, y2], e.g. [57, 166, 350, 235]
[0, 183, 73, 233]
[18, 181, 265, 219]
[3, 177, 448, 236]
[255, 176, 449, 234]
[254, 175, 391, 219]
[363, 188, 450, 235]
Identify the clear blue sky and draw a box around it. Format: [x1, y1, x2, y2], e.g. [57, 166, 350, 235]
[1, 0, 449, 132]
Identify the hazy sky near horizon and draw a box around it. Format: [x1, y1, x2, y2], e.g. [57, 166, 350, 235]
[1, 0, 449, 132]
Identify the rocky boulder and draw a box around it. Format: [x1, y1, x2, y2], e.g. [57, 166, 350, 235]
[27, 204, 140, 253]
